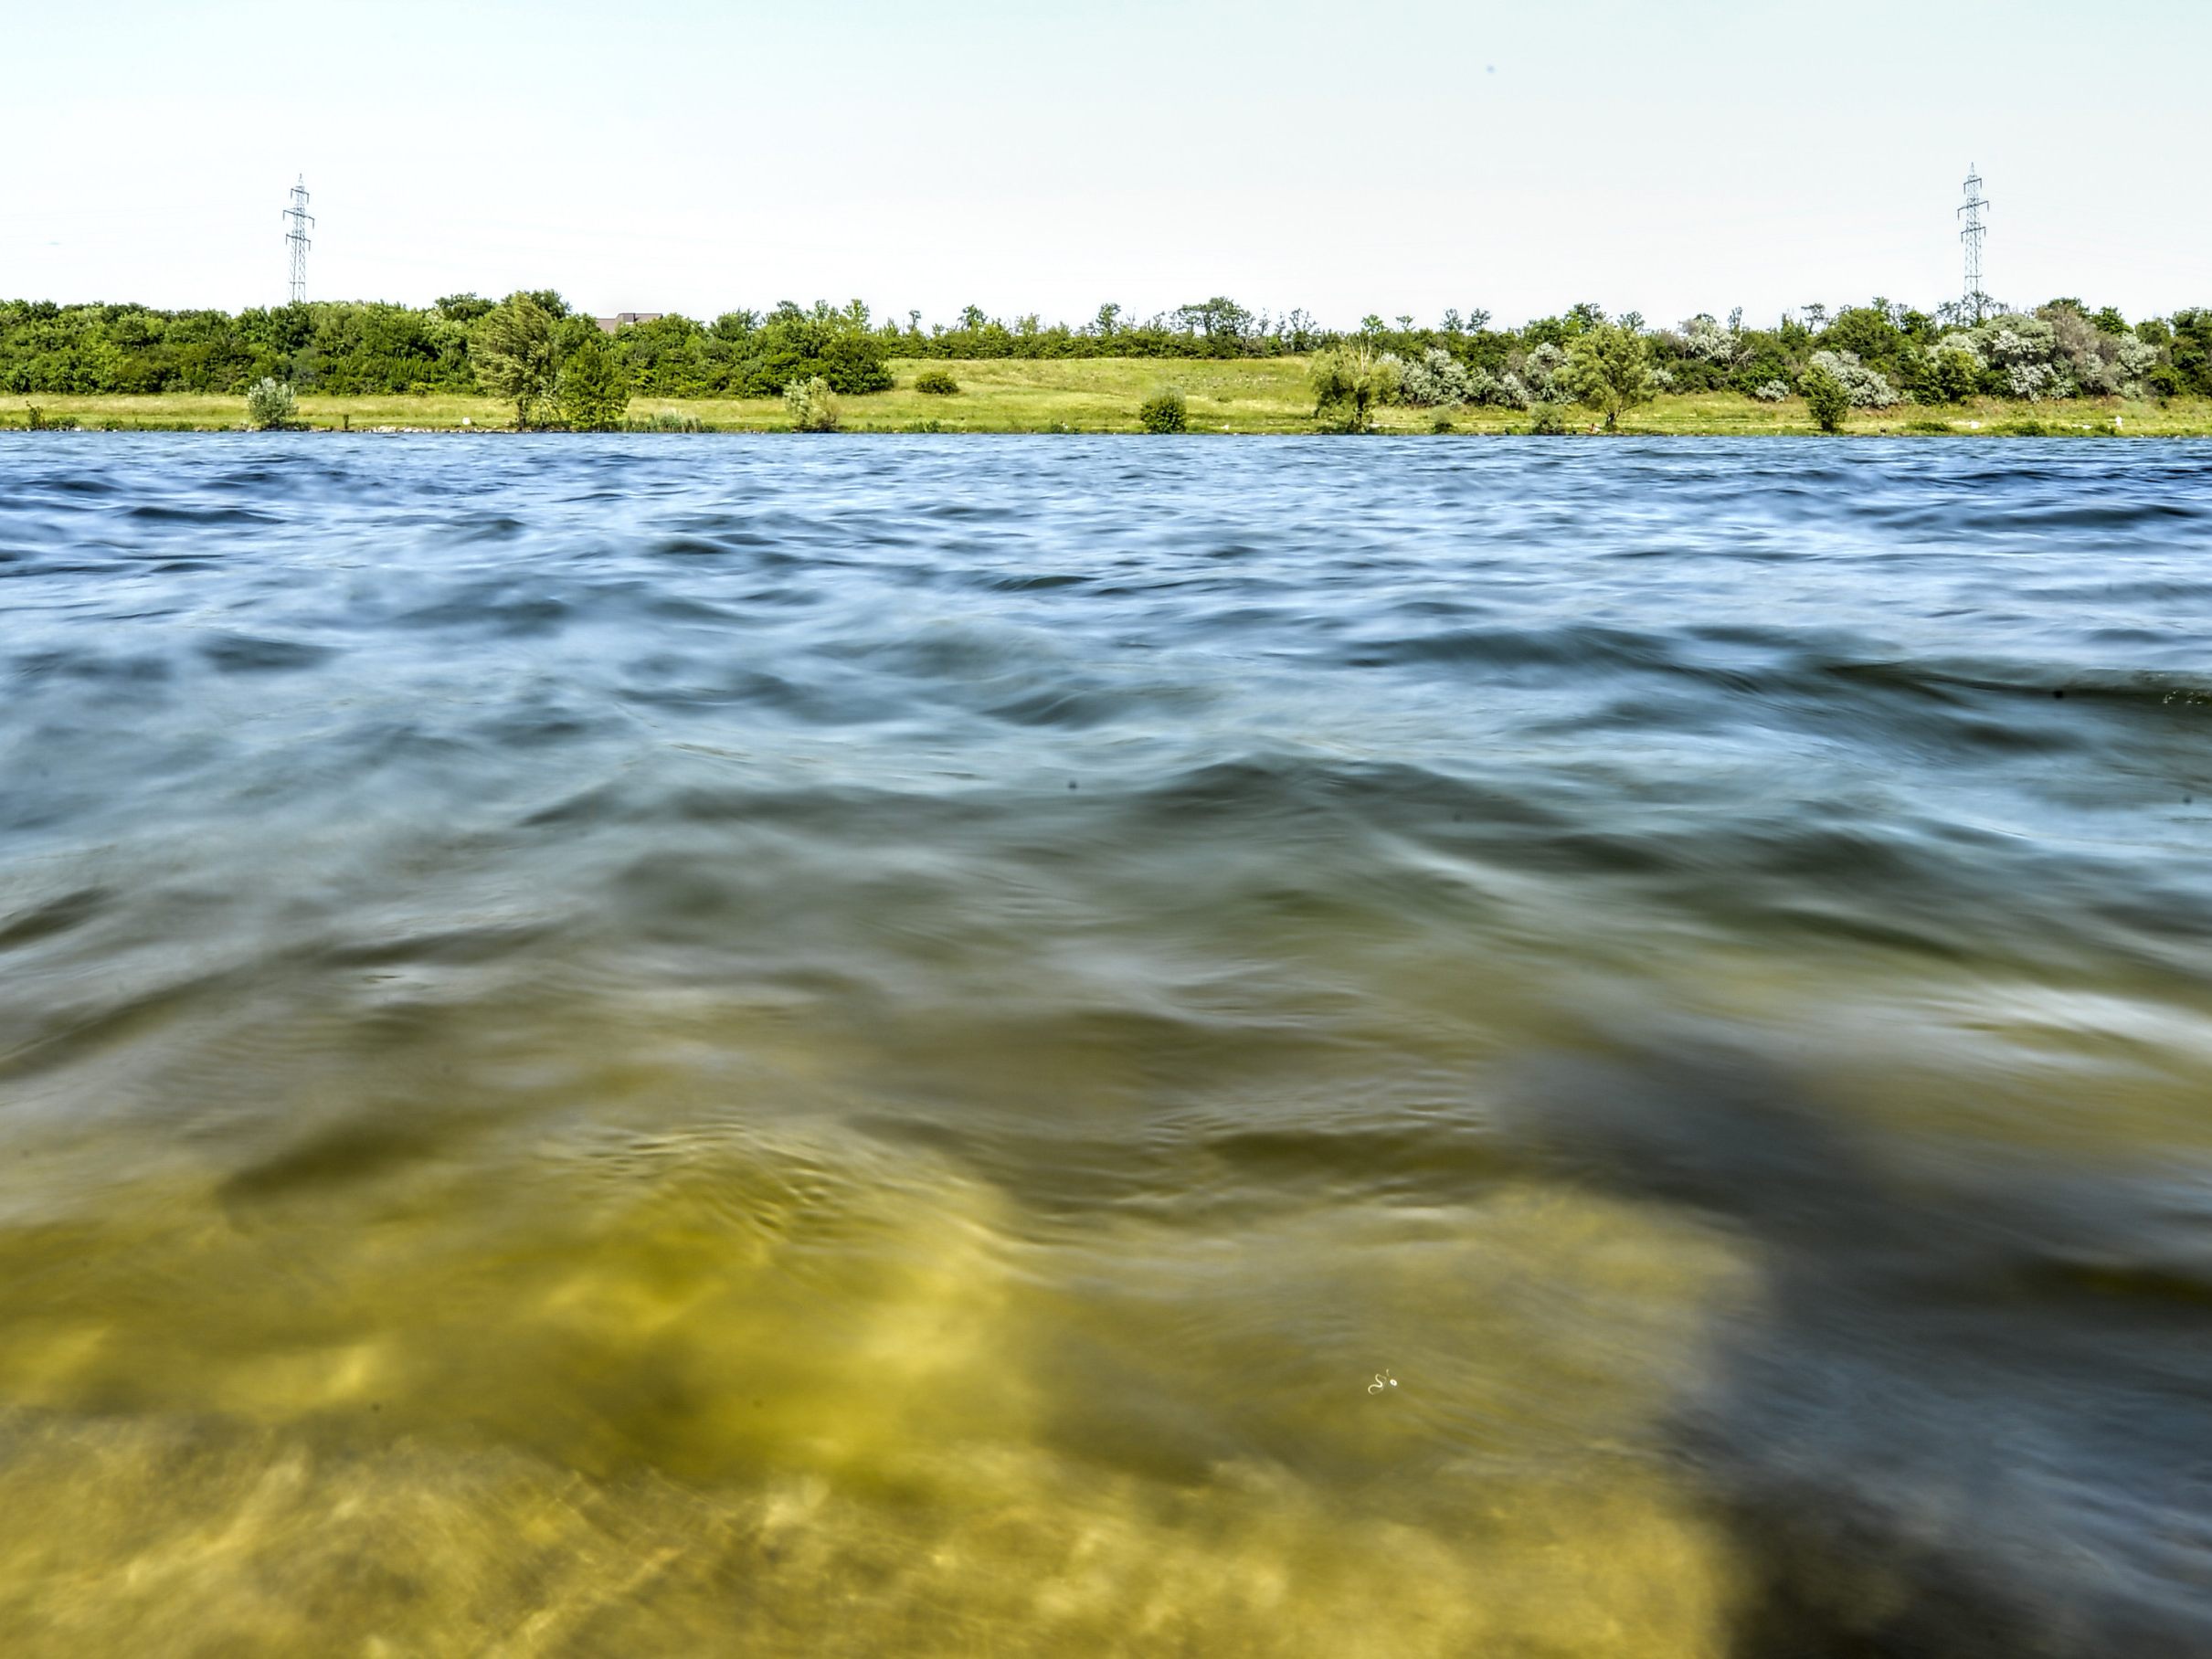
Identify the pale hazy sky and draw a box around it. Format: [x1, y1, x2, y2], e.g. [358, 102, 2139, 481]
[5, 0, 2207, 329]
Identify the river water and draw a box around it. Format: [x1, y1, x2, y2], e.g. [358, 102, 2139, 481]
[2, 434, 2210, 1655]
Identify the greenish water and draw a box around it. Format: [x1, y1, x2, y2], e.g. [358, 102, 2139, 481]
[3, 436, 2210, 1655]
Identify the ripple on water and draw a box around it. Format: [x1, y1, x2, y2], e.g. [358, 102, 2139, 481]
[0, 435, 2209, 1654]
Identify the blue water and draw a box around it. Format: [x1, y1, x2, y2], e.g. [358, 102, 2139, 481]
[2, 434, 2211, 1655]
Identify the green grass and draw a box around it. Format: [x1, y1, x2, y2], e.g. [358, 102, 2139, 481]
[6, 364, 2209, 436]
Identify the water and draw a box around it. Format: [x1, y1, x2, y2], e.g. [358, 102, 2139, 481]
[3, 434, 2210, 1656]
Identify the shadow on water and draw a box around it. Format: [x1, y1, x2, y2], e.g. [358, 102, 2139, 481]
[1517, 1035, 2212, 1658]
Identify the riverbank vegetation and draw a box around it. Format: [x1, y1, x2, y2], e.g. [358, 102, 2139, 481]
[5, 292, 2208, 418]
[8, 363, 2207, 437]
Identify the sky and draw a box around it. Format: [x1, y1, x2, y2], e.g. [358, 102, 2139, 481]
[5, 0, 2207, 330]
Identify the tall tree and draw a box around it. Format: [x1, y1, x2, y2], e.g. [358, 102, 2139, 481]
[470, 292, 558, 428]
[1560, 322, 1656, 431]
[1309, 343, 1401, 433]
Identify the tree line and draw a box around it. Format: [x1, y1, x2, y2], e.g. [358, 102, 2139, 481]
[4, 290, 2207, 410]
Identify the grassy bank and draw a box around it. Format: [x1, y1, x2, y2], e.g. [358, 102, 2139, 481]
[8, 359, 2210, 436]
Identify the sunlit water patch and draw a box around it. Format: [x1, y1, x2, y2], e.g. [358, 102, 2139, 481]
[2, 434, 2210, 1655]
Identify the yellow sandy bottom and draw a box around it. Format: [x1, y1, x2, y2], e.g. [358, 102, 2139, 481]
[0, 1111, 1751, 1656]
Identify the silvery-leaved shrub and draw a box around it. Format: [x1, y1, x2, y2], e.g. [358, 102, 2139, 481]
[1807, 349, 1899, 408]
[2004, 361, 2055, 402]
[1955, 313, 2079, 401]
[2046, 305, 2111, 394]
[1487, 371, 1532, 409]
[246, 377, 297, 430]
[2038, 303, 2159, 400]
[1752, 379, 1789, 403]
[1983, 316, 2057, 375]
[1398, 347, 1471, 407]
[2115, 334, 2158, 396]
[1678, 313, 1741, 364]
[2069, 352, 2118, 397]
[1519, 342, 1569, 402]
[1932, 332, 1986, 369]
[1650, 366, 1677, 392]
[784, 375, 841, 432]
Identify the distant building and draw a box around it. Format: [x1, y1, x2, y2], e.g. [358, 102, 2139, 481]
[595, 312, 664, 333]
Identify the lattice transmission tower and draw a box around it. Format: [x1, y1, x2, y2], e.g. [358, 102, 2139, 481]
[283, 175, 314, 304]
[1958, 164, 1989, 322]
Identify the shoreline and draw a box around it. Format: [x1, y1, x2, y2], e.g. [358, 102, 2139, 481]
[6, 359, 2209, 438]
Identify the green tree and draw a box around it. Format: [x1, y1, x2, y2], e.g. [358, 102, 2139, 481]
[1309, 344, 1400, 432]
[1173, 297, 1253, 344]
[1558, 322, 1655, 431]
[470, 292, 559, 428]
[557, 330, 629, 430]
[1802, 364, 1850, 432]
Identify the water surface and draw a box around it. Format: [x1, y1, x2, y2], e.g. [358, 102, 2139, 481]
[3, 435, 2211, 1655]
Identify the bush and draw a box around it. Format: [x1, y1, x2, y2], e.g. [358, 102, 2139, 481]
[1138, 387, 1187, 433]
[1519, 342, 1569, 402]
[913, 367, 960, 396]
[1752, 379, 1789, 402]
[2114, 334, 2158, 397]
[1398, 347, 1470, 407]
[784, 376, 841, 432]
[24, 403, 79, 430]
[246, 376, 298, 429]
[1528, 403, 1571, 435]
[1915, 346, 1980, 405]
[1807, 349, 1899, 408]
[1976, 316, 2062, 401]
[1802, 365, 1850, 431]
[1677, 313, 1742, 364]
